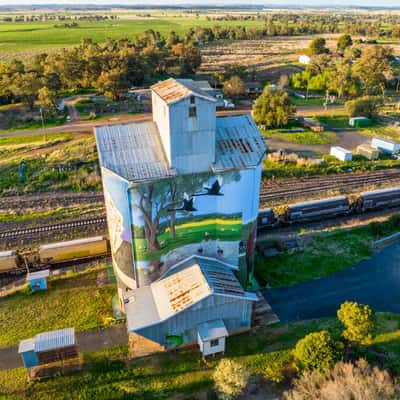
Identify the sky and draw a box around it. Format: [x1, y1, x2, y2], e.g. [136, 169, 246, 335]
[0, 0, 399, 7]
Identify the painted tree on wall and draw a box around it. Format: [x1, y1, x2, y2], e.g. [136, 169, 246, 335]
[133, 171, 240, 253]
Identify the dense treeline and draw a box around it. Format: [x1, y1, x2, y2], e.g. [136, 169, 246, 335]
[0, 30, 201, 107]
[2, 14, 118, 22]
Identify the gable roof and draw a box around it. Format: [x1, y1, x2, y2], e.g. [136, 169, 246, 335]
[151, 78, 216, 105]
[125, 256, 257, 332]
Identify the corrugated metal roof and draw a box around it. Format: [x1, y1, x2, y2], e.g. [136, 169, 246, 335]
[152, 263, 211, 320]
[214, 114, 267, 171]
[151, 78, 216, 105]
[95, 121, 176, 182]
[40, 236, 104, 250]
[125, 256, 257, 332]
[34, 328, 75, 352]
[198, 319, 228, 341]
[18, 338, 35, 354]
[27, 269, 50, 281]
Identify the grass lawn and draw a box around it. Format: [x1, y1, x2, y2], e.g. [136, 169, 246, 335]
[1, 312, 400, 399]
[362, 125, 400, 141]
[255, 215, 400, 288]
[289, 96, 324, 106]
[279, 130, 336, 145]
[316, 115, 350, 129]
[0, 268, 115, 348]
[0, 132, 101, 196]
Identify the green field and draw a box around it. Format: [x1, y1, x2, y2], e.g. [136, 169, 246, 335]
[0, 17, 264, 57]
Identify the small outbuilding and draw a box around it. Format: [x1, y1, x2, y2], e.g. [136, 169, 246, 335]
[330, 146, 352, 161]
[349, 117, 372, 128]
[198, 319, 228, 357]
[371, 137, 400, 155]
[27, 269, 50, 292]
[357, 144, 380, 160]
[18, 328, 78, 369]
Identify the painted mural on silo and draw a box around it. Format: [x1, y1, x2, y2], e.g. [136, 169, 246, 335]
[102, 168, 136, 291]
[129, 166, 261, 286]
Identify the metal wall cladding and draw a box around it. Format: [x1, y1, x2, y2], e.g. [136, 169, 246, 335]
[137, 295, 253, 345]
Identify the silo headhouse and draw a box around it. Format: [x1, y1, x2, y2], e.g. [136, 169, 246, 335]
[95, 78, 266, 357]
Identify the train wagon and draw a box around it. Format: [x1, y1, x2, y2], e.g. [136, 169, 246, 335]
[282, 196, 351, 224]
[257, 208, 277, 230]
[0, 250, 18, 273]
[356, 187, 400, 213]
[39, 236, 108, 264]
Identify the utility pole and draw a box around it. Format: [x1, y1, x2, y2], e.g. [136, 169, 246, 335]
[40, 107, 46, 141]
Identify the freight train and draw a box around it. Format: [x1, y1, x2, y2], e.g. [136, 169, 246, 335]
[0, 236, 108, 274]
[257, 187, 400, 229]
[1, 187, 400, 274]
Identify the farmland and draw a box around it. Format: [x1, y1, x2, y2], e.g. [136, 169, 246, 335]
[0, 16, 265, 59]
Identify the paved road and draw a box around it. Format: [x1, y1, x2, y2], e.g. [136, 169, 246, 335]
[0, 324, 128, 371]
[263, 241, 400, 322]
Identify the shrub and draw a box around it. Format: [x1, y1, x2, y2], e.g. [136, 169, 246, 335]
[284, 359, 398, 400]
[213, 358, 249, 400]
[345, 96, 383, 118]
[293, 331, 338, 372]
[262, 351, 293, 383]
[337, 301, 374, 345]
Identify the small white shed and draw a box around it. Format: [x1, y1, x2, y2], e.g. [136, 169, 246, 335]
[371, 137, 400, 155]
[330, 146, 352, 161]
[197, 319, 228, 357]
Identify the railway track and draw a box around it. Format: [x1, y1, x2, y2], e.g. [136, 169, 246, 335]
[259, 169, 400, 205]
[0, 217, 107, 240]
[2, 169, 400, 240]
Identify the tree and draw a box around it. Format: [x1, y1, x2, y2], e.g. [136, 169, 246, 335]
[309, 37, 327, 55]
[223, 75, 245, 98]
[252, 89, 295, 128]
[353, 46, 393, 95]
[337, 34, 353, 52]
[97, 68, 129, 101]
[170, 43, 201, 74]
[345, 96, 383, 118]
[38, 86, 57, 115]
[284, 360, 398, 400]
[293, 331, 338, 372]
[213, 359, 249, 400]
[337, 301, 374, 345]
[11, 72, 42, 110]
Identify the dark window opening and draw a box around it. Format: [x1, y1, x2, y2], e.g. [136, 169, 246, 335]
[190, 95, 196, 104]
[189, 106, 197, 117]
[210, 339, 219, 347]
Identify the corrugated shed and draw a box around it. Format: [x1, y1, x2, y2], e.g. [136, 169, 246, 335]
[125, 256, 257, 332]
[214, 114, 267, 171]
[151, 78, 216, 105]
[198, 319, 228, 341]
[0, 250, 15, 257]
[95, 121, 176, 182]
[34, 328, 75, 352]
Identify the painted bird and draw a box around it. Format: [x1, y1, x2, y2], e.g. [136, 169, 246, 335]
[168, 193, 197, 212]
[194, 177, 224, 197]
